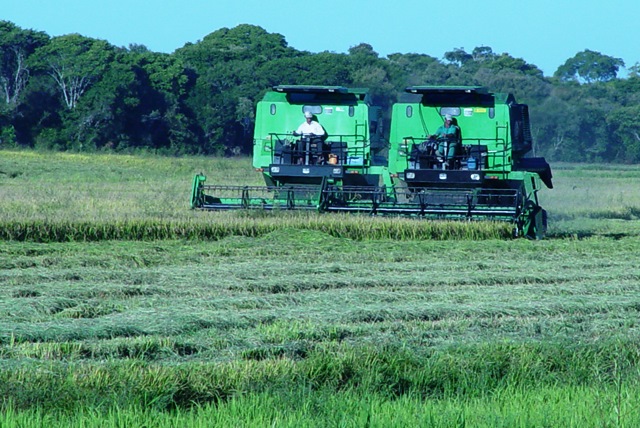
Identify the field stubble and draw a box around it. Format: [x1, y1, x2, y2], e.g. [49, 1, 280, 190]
[3, 151, 640, 425]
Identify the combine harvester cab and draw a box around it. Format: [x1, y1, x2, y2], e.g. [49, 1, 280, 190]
[386, 86, 553, 238]
[191, 85, 388, 211]
[321, 86, 552, 238]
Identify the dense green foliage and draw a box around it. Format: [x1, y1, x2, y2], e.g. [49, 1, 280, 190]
[1, 20, 639, 162]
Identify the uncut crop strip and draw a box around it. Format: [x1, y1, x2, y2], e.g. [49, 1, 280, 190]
[0, 216, 514, 242]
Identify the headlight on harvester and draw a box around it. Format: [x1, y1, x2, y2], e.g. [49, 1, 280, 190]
[271, 166, 280, 173]
[470, 174, 480, 181]
[406, 172, 415, 179]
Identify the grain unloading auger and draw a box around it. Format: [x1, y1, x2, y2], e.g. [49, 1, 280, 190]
[191, 85, 389, 212]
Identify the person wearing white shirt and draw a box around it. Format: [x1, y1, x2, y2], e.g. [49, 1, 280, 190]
[292, 111, 327, 164]
[294, 111, 326, 137]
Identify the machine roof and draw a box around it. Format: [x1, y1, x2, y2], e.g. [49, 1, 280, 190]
[402, 86, 502, 107]
[405, 86, 488, 95]
[267, 85, 371, 104]
[273, 85, 349, 94]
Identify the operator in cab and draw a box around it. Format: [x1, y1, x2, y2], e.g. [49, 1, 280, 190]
[292, 111, 327, 165]
[432, 114, 461, 168]
[293, 111, 326, 137]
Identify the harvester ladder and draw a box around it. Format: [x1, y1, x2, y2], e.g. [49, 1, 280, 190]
[352, 121, 369, 164]
[354, 120, 368, 143]
[494, 123, 510, 173]
[417, 193, 427, 215]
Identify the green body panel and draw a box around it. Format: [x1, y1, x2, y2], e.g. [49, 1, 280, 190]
[388, 86, 517, 176]
[190, 174, 206, 209]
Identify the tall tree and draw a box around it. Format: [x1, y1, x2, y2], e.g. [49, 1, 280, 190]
[471, 46, 496, 63]
[345, 44, 395, 111]
[176, 25, 301, 154]
[443, 48, 473, 68]
[121, 47, 195, 151]
[387, 52, 450, 87]
[554, 50, 625, 83]
[485, 53, 543, 77]
[0, 21, 48, 109]
[609, 105, 640, 161]
[29, 34, 115, 109]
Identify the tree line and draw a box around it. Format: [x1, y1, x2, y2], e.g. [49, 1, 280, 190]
[1, 21, 639, 162]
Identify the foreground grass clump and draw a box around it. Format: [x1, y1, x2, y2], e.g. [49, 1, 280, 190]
[2, 341, 640, 409]
[4, 384, 640, 428]
[2, 342, 640, 426]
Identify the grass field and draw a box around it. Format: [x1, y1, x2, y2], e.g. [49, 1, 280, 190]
[2, 150, 640, 426]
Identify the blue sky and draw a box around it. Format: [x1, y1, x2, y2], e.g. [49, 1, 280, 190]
[5, 0, 638, 77]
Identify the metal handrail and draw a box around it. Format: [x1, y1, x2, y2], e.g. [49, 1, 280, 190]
[266, 132, 371, 166]
[400, 136, 510, 171]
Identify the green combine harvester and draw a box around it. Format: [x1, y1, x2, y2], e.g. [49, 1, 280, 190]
[386, 86, 552, 238]
[191, 85, 553, 238]
[191, 85, 389, 211]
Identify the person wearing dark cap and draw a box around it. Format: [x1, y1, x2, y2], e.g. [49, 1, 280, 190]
[432, 114, 461, 168]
